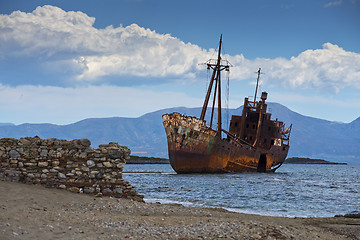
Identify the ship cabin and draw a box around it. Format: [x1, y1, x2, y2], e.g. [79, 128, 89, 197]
[228, 91, 285, 150]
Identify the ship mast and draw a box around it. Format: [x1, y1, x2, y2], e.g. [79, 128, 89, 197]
[254, 68, 261, 103]
[200, 35, 230, 134]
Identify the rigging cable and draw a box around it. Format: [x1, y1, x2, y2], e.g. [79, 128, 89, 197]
[222, 43, 230, 131]
[206, 66, 209, 93]
[225, 70, 230, 131]
[204, 45, 218, 124]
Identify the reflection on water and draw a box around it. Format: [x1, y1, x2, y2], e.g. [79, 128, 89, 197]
[123, 164, 360, 217]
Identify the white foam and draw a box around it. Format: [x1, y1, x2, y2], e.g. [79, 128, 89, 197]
[144, 198, 200, 208]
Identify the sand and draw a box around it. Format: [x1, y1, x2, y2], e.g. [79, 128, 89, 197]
[0, 181, 359, 239]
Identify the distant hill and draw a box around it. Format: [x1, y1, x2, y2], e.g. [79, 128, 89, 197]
[0, 123, 14, 126]
[0, 103, 359, 164]
[285, 157, 347, 165]
[127, 155, 169, 164]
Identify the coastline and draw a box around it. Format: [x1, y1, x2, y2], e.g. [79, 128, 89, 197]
[1, 181, 359, 239]
[284, 157, 347, 165]
[127, 156, 169, 164]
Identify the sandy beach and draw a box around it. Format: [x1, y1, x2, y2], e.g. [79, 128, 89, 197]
[0, 181, 359, 239]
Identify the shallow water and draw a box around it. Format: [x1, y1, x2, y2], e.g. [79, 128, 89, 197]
[123, 163, 360, 217]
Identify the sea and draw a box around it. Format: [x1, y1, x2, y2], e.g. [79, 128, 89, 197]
[123, 163, 360, 218]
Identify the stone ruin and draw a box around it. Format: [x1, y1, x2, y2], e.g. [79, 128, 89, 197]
[0, 136, 143, 201]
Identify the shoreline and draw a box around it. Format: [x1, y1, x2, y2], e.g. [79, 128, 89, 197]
[143, 197, 345, 219]
[284, 157, 347, 165]
[1, 181, 359, 239]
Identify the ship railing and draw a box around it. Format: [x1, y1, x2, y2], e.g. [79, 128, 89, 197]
[248, 96, 261, 103]
[204, 58, 232, 68]
[281, 124, 292, 145]
[246, 100, 257, 109]
[246, 99, 263, 112]
[221, 129, 255, 149]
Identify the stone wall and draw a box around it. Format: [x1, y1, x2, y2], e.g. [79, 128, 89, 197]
[0, 137, 143, 201]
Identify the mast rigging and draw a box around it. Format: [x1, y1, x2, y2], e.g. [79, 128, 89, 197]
[200, 35, 231, 134]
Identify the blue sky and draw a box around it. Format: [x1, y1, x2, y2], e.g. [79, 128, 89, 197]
[0, 0, 359, 124]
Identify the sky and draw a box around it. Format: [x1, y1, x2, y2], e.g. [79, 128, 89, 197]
[0, 0, 359, 125]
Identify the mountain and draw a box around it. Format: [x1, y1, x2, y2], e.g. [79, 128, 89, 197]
[0, 103, 359, 164]
[0, 123, 14, 126]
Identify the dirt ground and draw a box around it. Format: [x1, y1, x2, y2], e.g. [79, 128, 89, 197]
[0, 181, 359, 239]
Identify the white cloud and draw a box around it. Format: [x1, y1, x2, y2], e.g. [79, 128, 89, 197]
[324, 0, 343, 8]
[0, 5, 96, 56]
[0, 84, 203, 124]
[0, 5, 207, 81]
[1, 5, 360, 92]
[228, 43, 360, 91]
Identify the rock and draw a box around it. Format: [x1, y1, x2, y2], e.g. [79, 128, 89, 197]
[40, 149, 48, 157]
[80, 138, 91, 147]
[81, 166, 89, 172]
[114, 187, 125, 194]
[108, 150, 122, 159]
[86, 160, 95, 168]
[58, 172, 66, 179]
[103, 162, 112, 168]
[85, 147, 94, 153]
[19, 138, 31, 145]
[9, 150, 20, 158]
[102, 188, 113, 194]
[52, 161, 60, 167]
[38, 162, 49, 167]
[116, 163, 125, 169]
[69, 187, 80, 193]
[84, 187, 95, 193]
[17, 148, 24, 154]
[95, 172, 104, 179]
[24, 162, 36, 166]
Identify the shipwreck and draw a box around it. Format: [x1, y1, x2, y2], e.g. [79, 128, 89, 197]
[162, 35, 292, 173]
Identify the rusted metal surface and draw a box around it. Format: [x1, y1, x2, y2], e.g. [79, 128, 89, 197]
[163, 112, 289, 173]
[162, 36, 291, 174]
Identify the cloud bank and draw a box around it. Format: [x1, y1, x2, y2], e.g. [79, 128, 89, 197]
[228, 43, 360, 91]
[0, 5, 206, 81]
[1, 5, 360, 91]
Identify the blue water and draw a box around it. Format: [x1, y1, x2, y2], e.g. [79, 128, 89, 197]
[123, 164, 360, 217]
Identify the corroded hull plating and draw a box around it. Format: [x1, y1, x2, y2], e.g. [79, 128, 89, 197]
[162, 113, 289, 173]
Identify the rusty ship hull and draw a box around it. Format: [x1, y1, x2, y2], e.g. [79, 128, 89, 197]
[162, 36, 291, 174]
[163, 112, 289, 173]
